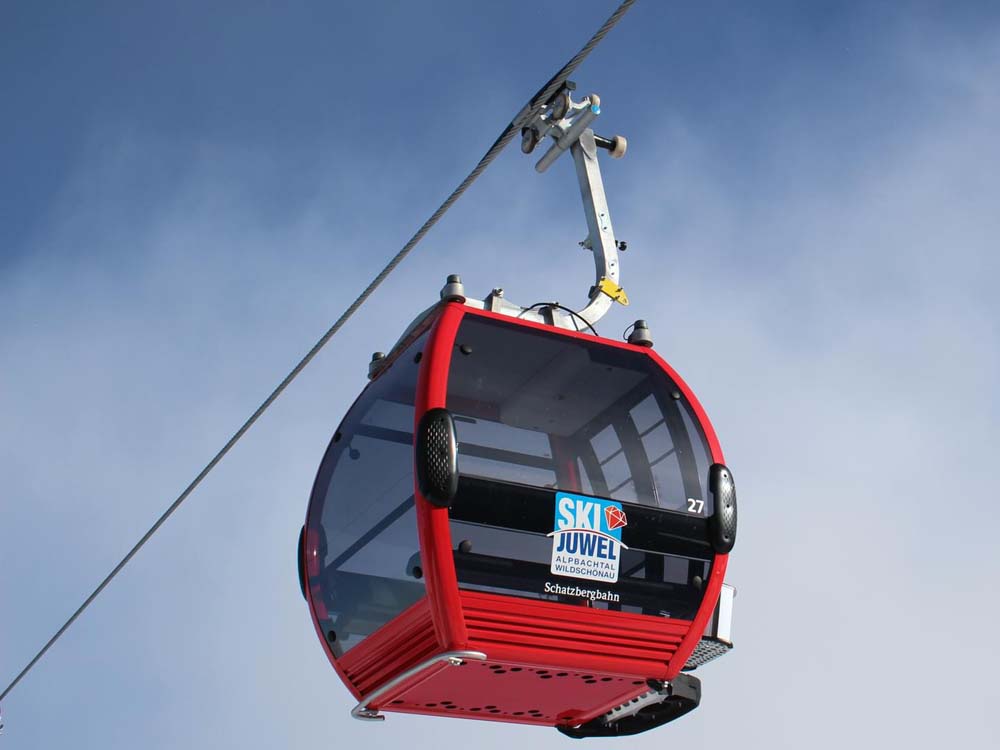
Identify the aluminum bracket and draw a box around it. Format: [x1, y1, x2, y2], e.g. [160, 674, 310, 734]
[350, 650, 488, 721]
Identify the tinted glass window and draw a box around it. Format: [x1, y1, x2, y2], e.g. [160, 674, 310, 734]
[306, 332, 427, 655]
[447, 315, 711, 513]
[446, 315, 715, 620]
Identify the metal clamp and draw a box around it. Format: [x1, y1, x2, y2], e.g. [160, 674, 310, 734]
[350, 650, 488, 721]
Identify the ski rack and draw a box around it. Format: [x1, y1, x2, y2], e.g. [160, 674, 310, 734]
[441, 83, 629, 332]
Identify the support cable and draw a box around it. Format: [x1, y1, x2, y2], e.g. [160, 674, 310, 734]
[0, 0, 637, 705]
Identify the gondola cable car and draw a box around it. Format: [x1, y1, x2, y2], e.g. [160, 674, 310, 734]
[298, 85, 737, 739]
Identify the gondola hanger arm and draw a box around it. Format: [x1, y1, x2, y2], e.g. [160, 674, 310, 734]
[448, 84, 630, 331]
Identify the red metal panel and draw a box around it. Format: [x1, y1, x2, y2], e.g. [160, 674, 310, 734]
[372, 658, 650, 728]
[414, 302, 468, 650]
[460, 591, 688, 678]
[340, 591, 697, 727]
[338, 596, 439, 698]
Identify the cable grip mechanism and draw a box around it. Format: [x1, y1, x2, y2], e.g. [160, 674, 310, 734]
[456, 82, 629, 331]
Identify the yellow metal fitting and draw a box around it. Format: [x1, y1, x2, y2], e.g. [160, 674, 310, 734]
[597, 277, 629, 306]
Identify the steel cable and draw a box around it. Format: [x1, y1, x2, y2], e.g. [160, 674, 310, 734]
[0, 0, 637, 705]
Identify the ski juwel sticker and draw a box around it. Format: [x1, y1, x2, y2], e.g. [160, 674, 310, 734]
[548, 492, 628, 583]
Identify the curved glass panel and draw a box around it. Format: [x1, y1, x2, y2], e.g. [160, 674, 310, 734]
[305, 331, 427, 655]
[446, 315, 714, 619]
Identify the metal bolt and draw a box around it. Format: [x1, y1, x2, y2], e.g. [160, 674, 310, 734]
[441, 274, 466, 303]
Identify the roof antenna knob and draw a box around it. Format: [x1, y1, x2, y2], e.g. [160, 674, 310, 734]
[627, 320, 654, 348]
[368, 351, 386, 379]
[440, 274, 466, 303]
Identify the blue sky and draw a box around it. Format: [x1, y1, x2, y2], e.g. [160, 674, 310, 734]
[2, 2, 998, 748]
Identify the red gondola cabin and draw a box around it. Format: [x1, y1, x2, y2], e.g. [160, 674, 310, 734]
[299, 301, 737, 738]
